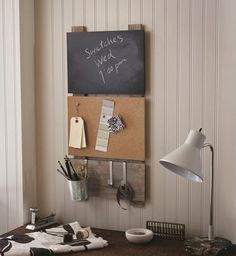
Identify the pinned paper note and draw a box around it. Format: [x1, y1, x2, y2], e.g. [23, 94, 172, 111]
[69, 117, 86, 149]
[95, 100, 114, 152]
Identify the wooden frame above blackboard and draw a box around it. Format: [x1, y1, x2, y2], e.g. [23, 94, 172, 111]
[67, 30, 145, 95]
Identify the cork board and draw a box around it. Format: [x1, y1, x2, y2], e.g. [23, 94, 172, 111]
[68, 96, 145, 161]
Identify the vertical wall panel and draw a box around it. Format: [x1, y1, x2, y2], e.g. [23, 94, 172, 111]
[20, 0, 37, 225]
[130, 0, 141, 23]
[107, 0, 118, 30]
[190, 0, 204, 236]
[73, 0, 84, 25]
[217, 0, 236, 240]
[213, 0, 220, 237]
[35, 0, 55, 217]
[141, 0, 153, 226]
[35, 0, 236, 242]
[96, 0, 106, 30]
[4, 0, 19, 230]
[165, 0, 178, 223]
[177, 0, 191, 233]
[85, 0, 95, 30]
[202, 0, 216, 235]
[153, 0, 165, 223]
[13, 0, 24, 226]
[52, 0, 66, 223]
[0, 0, 34, 233]
[118, 0, 128, 30]
[0, 0, 8, 234]
[62, 0, 77, 223]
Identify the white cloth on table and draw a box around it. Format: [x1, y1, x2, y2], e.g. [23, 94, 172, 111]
[0, 221, 108, 256]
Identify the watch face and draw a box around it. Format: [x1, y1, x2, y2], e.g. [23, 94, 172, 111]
[67, 30, 145, 95]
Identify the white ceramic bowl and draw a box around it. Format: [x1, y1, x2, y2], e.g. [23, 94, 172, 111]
[125, 228, 154, 244]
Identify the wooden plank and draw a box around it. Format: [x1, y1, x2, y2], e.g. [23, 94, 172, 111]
[68, 96, 145, 161]
[71, 26, 86, 32]
[70, 158, 145, 202]
[128, 24, 144, 30]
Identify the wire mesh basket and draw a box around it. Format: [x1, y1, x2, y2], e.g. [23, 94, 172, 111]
[146, 220, 185, 241]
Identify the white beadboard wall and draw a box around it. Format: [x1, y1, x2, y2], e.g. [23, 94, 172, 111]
[0, 0, 23, 233]
[0, 0, 37, 234]
[35, 0, 236, 241]
[20, 0, 37, 225]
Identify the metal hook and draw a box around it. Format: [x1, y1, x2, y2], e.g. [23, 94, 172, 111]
[121, 162, 127, 186]
[107, 161, 113, 186]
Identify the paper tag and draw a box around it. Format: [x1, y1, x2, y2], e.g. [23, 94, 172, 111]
[69, 117, 86, 149]
[95, 100, 114, 152]
[81, 123, 86, 148]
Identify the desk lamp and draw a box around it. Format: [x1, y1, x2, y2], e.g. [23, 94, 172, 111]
[160, 128, 232, 255]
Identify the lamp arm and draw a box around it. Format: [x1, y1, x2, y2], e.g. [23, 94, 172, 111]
[202, 143, 214, 240]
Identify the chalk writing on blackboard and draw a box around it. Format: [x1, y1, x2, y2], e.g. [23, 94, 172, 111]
[67, 30, 145, 95]
[84, 35, 124, 59]
[98, 58, 127, 84]
[83, 35, 128, 84]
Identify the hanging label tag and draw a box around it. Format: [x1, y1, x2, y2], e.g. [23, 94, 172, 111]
[81, 122, 86, 148]
[69, 117, 86, 149]
[95, 100, 114, 152]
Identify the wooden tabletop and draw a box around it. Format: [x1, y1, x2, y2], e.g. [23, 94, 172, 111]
[2, 225, 236, 256]
[86, 228, 184, 256]
[1, 225, 185, 256]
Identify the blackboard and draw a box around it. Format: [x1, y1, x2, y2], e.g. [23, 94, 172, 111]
[67, 30, 145, 95]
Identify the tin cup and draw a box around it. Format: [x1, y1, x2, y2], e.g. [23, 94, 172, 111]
[68, 179, 88, 201]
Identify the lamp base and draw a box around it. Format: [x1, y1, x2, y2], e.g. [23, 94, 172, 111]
[184, 236, 232, 255]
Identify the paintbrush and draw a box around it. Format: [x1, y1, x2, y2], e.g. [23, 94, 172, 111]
[56, 169, 70, 180]
[65, 158, 73, 180]
[65, 155, 79, 180]
[58, 161, 70, 179]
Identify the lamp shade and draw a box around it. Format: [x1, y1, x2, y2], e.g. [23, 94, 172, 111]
[160, 130, 206, 183]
